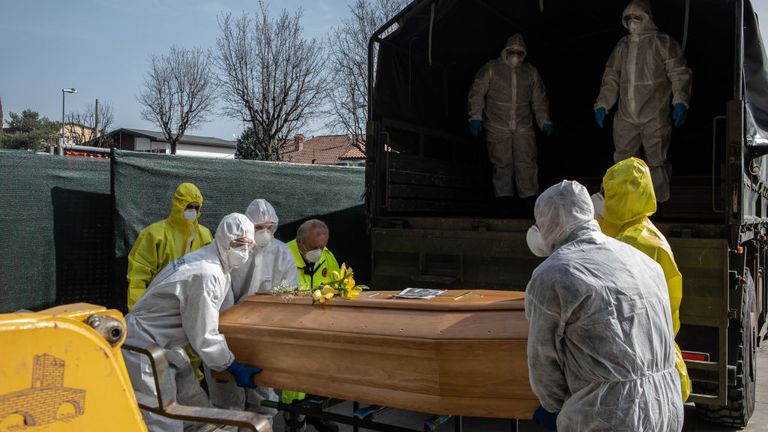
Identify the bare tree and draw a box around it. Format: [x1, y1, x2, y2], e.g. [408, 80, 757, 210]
[326, 0, 407, 153]
[64, 111, 87, 144]
[65, 100, 115, 146]
[215, 3, 326, 161]
[138, 46, 216, 154]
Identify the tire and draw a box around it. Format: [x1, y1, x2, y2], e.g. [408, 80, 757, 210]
[696, 274, 757, 427]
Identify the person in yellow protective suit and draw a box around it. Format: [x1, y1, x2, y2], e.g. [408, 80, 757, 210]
[283, 219, 341, 432]
[127, 182, 213, 308]
[598, 157, 691, 401]
[126, 182, 213, 384]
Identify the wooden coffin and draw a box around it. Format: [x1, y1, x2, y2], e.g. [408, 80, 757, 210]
[218, 290, 538, 419]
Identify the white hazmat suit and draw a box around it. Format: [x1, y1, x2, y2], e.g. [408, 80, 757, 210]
[468, 33, 551, 198]
[595, 0, 692, 202]
[124, 213, 255, 432]
[525, 180, 683, 431]
[230, 199, 300, 301]
[207, 199, 299, 423]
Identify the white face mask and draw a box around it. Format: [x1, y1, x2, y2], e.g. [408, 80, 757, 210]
[526, 225, 550, 258]
[253, 229, 272, 250]
[226, 245, 250, 268]
[591, 192, 605, 219]
[506, 55, 523, 67]
[304, 248, 323, 263]
[627, 19, 642, 34]
[183, 209, 198, 222]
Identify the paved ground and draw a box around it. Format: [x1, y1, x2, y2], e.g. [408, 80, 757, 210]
[269, 344, 768, 432]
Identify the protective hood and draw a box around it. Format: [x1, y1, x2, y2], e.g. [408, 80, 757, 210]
[622, 0, 658, 34]
[603, 158, 657, 226]
[214, 213, 255, 273]
[245, 199, 279, 234]
[534, 180, 597, 255]
[501, 33, 527, 63]
[169, 183, 204, 231]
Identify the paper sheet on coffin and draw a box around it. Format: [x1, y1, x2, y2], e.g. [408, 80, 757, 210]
[218, 290, 538, 419]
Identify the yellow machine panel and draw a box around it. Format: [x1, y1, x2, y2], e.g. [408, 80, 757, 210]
[0, 303, 146, 431]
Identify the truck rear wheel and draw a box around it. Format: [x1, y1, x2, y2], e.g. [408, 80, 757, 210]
[695, 276, 756, 427]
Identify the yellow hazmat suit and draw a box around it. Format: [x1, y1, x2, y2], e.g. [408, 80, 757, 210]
[600, 157, 690, 401]
[126, 183, 213, 309]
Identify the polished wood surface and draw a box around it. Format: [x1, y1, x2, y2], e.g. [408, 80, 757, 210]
[219, 290, 538, 419]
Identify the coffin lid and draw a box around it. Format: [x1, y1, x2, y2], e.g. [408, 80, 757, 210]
[241, 290, 525, 311]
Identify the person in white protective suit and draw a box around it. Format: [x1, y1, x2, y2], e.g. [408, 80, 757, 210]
[124, 213, 262, 432]
[594, 0, 692, 203]
[468, 33, 553, 215]
[205, 199, 300, 426]
[231, 199, 300, 301]
[524, 180, 683, 432]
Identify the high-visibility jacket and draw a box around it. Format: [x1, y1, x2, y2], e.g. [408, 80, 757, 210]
[281, 239, 341, 403]
[286, 239, 340, 291]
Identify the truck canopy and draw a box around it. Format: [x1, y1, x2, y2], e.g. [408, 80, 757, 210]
[369, 0, 768, 218]
[745, 1, 768, 147]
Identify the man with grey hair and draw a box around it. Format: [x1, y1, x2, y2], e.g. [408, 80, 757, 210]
[283, 219, 341, 431]
[286, 219, 340, 291]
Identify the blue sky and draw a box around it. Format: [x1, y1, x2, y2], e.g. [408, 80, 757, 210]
[0, 0, 341, 140]
[2, 1, 768, 140]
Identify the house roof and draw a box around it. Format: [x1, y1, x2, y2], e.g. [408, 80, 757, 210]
[339, 146, 365, 160]
[281, 135, 365, 165]
[109, 128, 236, 148]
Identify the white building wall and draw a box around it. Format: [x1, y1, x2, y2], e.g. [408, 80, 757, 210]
[134, 137, 153, 151]
[176, 143, 235, 159]
[133, 138, 232, 158]
[134, 137, 170, 153]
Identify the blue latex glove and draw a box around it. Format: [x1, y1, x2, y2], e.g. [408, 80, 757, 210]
[673, 103, 687, 127]
[469, 119, 483, 137]
[227, 360, 262, 389]
[595, 107, 606, 128]
[532, 406, 559, 431]
[542, 123, 553, 137]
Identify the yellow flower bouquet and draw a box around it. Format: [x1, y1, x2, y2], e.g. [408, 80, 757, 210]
[270, 263, 368, 305]
[311, 263, 368, 304]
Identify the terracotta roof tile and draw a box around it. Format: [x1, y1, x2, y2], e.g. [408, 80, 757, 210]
[339, 146, 365, 159]
[281, 135, 365, 164]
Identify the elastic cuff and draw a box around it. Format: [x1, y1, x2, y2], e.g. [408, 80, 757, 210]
[220, 355, 236, 372]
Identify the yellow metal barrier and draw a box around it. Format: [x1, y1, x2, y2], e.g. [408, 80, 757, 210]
[0, 303, 147, 431]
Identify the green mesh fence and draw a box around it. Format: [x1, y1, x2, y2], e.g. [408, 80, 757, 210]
[112, 150, 367, 311]
[0, 149, 367, 313]
[0, 150, 112, 312]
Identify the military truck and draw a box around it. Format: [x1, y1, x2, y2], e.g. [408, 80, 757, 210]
[365, 0, 768, 426]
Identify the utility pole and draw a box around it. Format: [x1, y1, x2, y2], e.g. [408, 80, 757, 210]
[60, 88, 77, 155]
[94, 98, 100, 138]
